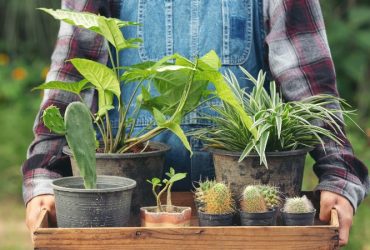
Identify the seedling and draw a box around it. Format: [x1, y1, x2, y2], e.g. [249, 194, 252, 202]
[147, 168, 187, 212]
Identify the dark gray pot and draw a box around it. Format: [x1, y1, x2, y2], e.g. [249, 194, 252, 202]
[198, 211, 234, 226]
[281, 209, 316, 226]
[239, 209, 276, 226]
[63, 142, 170, 226]
[210, 148, 311, 198]
[52, 175, 136, 228]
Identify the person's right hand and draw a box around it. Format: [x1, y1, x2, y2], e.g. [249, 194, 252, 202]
[26, 195, 56, 236]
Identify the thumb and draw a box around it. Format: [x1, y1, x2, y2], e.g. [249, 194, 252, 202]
[319, 191, 337, 222]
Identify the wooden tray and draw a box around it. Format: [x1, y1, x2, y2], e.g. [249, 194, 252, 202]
[33, 192, 339, 250]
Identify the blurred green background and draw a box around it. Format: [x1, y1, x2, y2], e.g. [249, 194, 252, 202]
[0, 0, 369, 249]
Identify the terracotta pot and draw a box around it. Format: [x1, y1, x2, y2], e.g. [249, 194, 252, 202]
[140, 206, 192, 227]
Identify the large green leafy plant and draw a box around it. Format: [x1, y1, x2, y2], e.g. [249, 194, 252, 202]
[36, 9, 257, 155]
[194, 68, 352, 167]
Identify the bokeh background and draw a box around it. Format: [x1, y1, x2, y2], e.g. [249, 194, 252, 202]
[0, 0, 369, 249]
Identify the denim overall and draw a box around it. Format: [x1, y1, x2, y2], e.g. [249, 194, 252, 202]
[110, 0, 267, 189]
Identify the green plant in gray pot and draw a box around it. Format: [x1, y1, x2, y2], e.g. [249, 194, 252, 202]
[44, 102, 136, 228]
[281, 195, 316, 226]
[239, 185, 279, 226]
[35, 9, 231, 225]
[193, 68, 353, 197]
[198, 182, 235, 227]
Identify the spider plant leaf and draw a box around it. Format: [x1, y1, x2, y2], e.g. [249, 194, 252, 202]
[238, 141, 255, 162]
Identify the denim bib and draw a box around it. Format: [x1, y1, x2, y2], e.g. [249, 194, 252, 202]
[109, 0, 266, 189]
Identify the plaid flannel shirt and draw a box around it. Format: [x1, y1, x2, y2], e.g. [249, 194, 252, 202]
[22, 0, 369, 211]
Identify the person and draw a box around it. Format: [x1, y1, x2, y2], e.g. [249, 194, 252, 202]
[23, 0, 368, 246]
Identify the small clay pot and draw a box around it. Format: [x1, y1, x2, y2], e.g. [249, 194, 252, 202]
[140, 206, 192, 227]
[239, 209, 276, 226]
[280, 209, 316, 226]
[198, 211, 234, 226]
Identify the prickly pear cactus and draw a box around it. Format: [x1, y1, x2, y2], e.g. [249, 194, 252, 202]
[42, 106, 66, 135]
[283, 195, 314, 213]
[240, 185, 267, 213]
[203, 183, 234, 214]
[256, 185, 281, 209]
[65, 102, 97, 189]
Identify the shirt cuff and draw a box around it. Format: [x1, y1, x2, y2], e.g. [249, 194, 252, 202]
[22, 168, 63, 205]
[314, 173, 370, 213]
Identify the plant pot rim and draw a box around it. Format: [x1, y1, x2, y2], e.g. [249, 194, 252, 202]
[239, 208, 275, 215]
[140, 206, 191, 214]
[63, 141, 170, 159]
[208, 147, 312, 158]
[52, 175, 137, 193]
[198, 210, 234, 216]
[280, 208, 317, 215]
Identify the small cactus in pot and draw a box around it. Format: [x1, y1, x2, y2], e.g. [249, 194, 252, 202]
[281, 195, 316, 226]
[193, 179, 216, 212]
[198, 182, 235, 226]
[239, 185, 277, 226]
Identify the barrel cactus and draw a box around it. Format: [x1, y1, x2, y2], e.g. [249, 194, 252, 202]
[256, 185, 281, 209]
[240, 185, 268, 213]
[42, 102, 97, 189]
[194, 179, 216, 209]
[283, 195, 314, 213]
[203, 182, 235, 214]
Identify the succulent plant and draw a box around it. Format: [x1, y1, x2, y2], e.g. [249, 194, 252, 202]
[256, 185, 281, 209]
[194, 179, 216, 207]
[240, 185, 268, 213]
[283, 195, 314, 213]
[203, 182, 235, 214]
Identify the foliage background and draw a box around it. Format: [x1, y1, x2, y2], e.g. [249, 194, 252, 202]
[0, 0, 369, 249]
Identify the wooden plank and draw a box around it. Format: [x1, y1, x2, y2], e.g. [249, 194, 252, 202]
[33, 192, 339, 250]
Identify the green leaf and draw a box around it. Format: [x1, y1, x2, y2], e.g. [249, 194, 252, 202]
[238, 141, 255, 162]
[42, 106, 66, 135]
[198, 50, 221, 70]
[153, 108, 167, 125]
[70, 58, 120, 116]
[169, 173, 187, 183]
[33, 79, 91, 95]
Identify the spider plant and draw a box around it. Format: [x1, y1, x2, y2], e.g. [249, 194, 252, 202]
[193, 67, 353, 167]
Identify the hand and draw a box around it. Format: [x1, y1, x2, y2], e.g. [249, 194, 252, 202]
[319, 191, 353, 246]
[26, 195, 56, 236]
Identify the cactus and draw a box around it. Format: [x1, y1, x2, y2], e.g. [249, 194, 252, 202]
[194, 179, 216, 207]
[240, 185, 268, 213]
[256, 185, 281, 209]
[203, 183, 235, 214]
[43, 102, 96, 189]
[283, 195, 314, 213]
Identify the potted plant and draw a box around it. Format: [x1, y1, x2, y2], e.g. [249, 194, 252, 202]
[193, 179, 216, 212]
[35, 9, 225, 224]
[281, 196, 316, 226]
[44, 102, 136, 228]
[198, 182, 235, 226]
[140, 168, 191, 227]
[193, 68, 350, 197]
[239, 185, 280, 226]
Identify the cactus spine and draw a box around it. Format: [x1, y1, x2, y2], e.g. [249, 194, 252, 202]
[256, 185, 281, 209]
[203, 183, 234, 214]
[43, 102, 96, 189]
[194, 179, 216, 209]
[240, 185, 268, 213]
[283, 195, 314, 213]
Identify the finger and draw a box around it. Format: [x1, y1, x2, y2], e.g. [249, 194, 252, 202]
[26, 205, 41, 233]
[336, 206, 352, 246]
[319, 192, 337, 222]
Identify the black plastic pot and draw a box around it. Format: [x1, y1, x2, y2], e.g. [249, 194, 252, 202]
[198, 211, 234, 226]
[63, 142, 170, 226]
[210, 148, 311, 197]
[239, 209, 276, 226]
[52, 175, 136, 228]
[280, 209, 316, 226]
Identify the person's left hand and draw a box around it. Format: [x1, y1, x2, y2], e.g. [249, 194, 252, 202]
[319, 190, 354, 246]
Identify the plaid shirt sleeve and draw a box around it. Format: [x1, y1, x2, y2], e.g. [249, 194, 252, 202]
[265, 0, 369, 211]
[22, 0, 110, 205]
